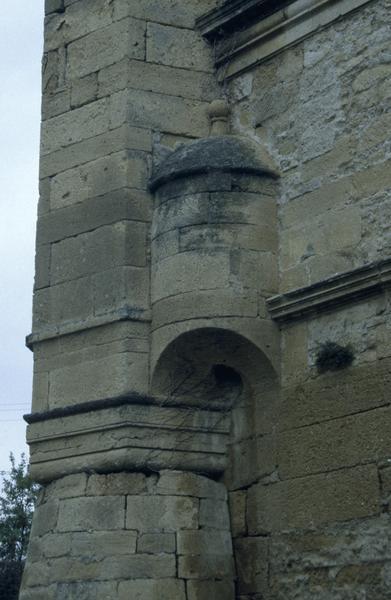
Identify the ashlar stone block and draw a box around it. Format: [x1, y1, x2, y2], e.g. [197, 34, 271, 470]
[126, 495, 199, 531]
[57, 496, 125, 532]
[247, 464, 380, 533]
[68, 18, 146, 80]
[146, 22, 213, 72]
[50, 221, 148, 284]
[41, 98, 109, 155]
[137, 533, 176, 554]
[177, 529, 233, 556]
[98, 58, 219, 102]
[199, 498, 231, 530]
[118, 579, 186, 600]
[70, 530, 137, 558]
[86, 472, 147, 496]
[186, 580, 235, 600]
[110, 88, 209, 138]
[235, 536, 269, 595]
[50, 150, 149, 210]
[156, 470, 227, 500]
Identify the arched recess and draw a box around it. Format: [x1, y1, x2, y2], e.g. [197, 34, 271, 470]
[151, 327, 278, 410]
[151, 325, 280, 491]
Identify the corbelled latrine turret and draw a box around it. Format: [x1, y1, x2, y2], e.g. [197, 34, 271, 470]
[22, 84, 280, 595]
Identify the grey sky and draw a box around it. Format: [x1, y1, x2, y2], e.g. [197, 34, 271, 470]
[0, 2, 43, 473]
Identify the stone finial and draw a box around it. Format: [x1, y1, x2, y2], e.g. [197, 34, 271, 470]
[207, 99, 231, 136]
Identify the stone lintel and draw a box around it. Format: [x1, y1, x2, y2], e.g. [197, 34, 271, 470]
[268, 258, 391, 323]
[198, 0, 375, 79]
[26, 399, 230, 482]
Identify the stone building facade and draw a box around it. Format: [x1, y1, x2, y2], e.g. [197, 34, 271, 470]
[20, 0, 390, 598]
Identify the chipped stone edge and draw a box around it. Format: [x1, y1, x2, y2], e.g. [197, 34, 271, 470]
[267, 258, 391, 323]
[198, 0, 375, 79]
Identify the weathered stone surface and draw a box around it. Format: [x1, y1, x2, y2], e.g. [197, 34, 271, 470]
[137, 533, 176, 554]
[280, 357, 391, 429]
[71, 73, 98, 109]
[278, 405, 391, 478]
[41, 98, 109, 155]
[37, 188, 152, 243]
[50, 150, 149, 210]
[114, 0, 221, 28]
[45, 0, 63, 15]
[126, 495, 199, 531]
[86, 472, 147, 496]
[118, 579, 186, 600]
[177, 529, 233, 555]
[247, 465, 380, 533]
[110, 88, 209, 138]
[156, 470, 227, 499]
[199, 498, 231, 530]
[68, 18, 146, 79]
[229, 490, 247, 537]
[30, 501, 59, 538]
[50, 221, 148, 284]
[44, 473, 88, 501]
[178, 553, 235, 579]
[227, 433, 277, 489]
[48, 349, 149, 406]
[235, 536, 269, 595]
[151, 252, 231, 303]
[56, 582, 118, 600]
[57, 496, 125, 532]
[146, 22, 213, 72]
[69, 530, 137, 558]
[98, 58, 219, 102]
[40, 124, 152, 178]
[186, 580, 235, 600]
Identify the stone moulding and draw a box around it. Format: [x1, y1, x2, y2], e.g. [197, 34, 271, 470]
[268, 258, 391, 323]
[149, 134, 279, 192]
[25, 396, 230, 482]
[26, 306, 151, 350]
[197, 0, 293, 38]
[197, 0, 375, 79]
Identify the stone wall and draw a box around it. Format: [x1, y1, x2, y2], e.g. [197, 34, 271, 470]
[21, 471, 234, 600]
[227, 0, 390, 291]
[33, 0, 220, 413]
[22, 0, 391, 598]
[222, 1, 391, 597]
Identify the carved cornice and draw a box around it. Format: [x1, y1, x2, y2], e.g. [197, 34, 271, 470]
[268, 258, 391, 323]
[196, 0, 292, 39]
[198, 0, 375, 79]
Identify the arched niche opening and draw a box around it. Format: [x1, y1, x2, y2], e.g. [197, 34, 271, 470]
[151, 327, 278, 412]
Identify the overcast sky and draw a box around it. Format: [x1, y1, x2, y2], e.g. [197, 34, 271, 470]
[0, 3, 43, 473]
